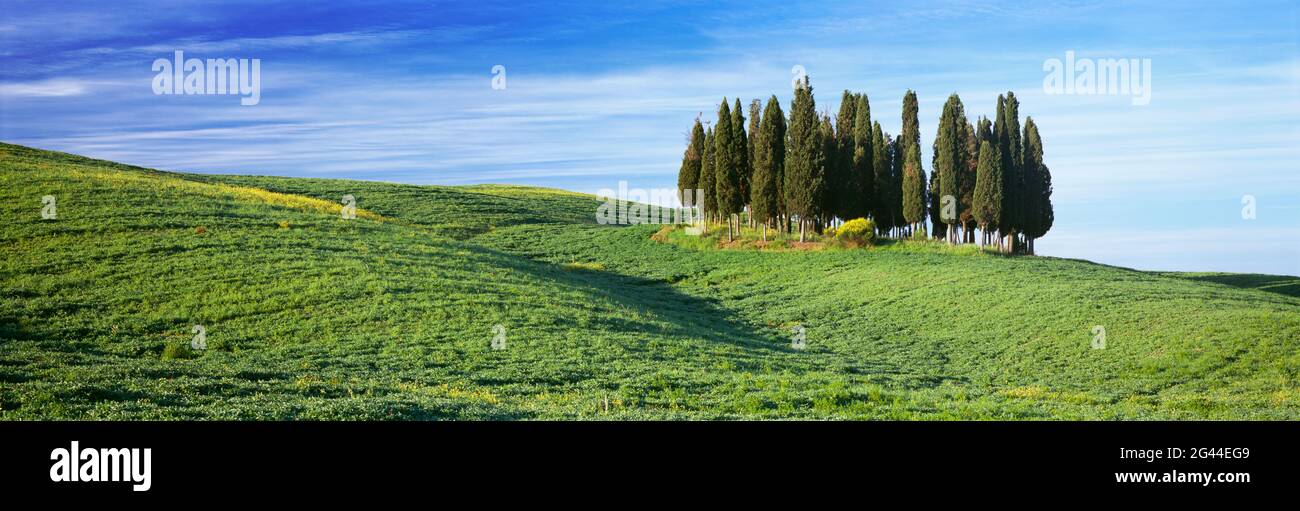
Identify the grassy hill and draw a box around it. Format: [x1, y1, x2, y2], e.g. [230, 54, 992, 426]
[2, 142, 1298, 419]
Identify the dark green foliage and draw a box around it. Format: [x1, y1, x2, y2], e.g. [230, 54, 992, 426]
[889, 134, 904, 230]
[900, 90, 921, 157]
[959, 120, 978, 237]
[746, 99, 761, 207]
[870, 121, 890, 227]
[784, 77, 824, 228]
[833, 90, 858, 220]
[750, 96, 784, 225]
[902, 139, 926, 227]
[972, 139, 1003, 231]
[1021, 117, 1054, 241]
[729, 98, 750, 215]
[899, 90, 925, 229]
[976, 116, 993, 146]
[820, 115, 837, 223]
[700, 127, 717, 218]
[934, 94, 963, 227]
[928, 165, 942, 238]
[714, 99, 743, 217]
[996, 92, 1024, 235]
[851, 94, 873, 220]
[677, 119, 705, 195]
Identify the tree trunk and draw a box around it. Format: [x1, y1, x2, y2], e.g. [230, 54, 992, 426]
[762, 223, 767, 242]
[799, 218, 806, 243]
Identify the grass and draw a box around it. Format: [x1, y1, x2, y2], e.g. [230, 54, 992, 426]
[2, 142, 1298, 420]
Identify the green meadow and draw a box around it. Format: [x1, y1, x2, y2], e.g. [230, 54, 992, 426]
[2, 142, 1298, 420]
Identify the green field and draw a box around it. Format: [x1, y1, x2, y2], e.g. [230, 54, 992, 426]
[3, 142, 1298, 420]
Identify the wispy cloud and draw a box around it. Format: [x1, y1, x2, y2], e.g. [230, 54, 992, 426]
[0, 79, 92, 97]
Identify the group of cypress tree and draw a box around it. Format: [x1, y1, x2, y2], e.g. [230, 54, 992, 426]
[929, 91, 1055, 253]
[676, 75, 1053, 252]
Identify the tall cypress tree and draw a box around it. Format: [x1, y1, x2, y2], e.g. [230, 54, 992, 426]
[715, 99, 742, 241]
[928, 165, 942, 239]
[746, 98, 761, 217]
[751, 96, 784, 241]
[1021, 117, 1053, 254]
[901, 138, 926, 232]
[833, 90, 858, 223]
[852, 93, 873, 220]
[960, 119, 978, 243]
[996, 92, 1024, 251]
[899, 90, 925, 235]
[784, 76, 824, 242]
[770, 96, 788, 232]
[730, 97, 750, 228]
[972, 139, 1002, 247]
[700, 126, 717, 223]
[677, 119, 705, 197]
[934, 94, 963, 243]
[901, 90, 920, 156]
[889, 134, 904, 234]
[870, 121, 890, 233]
[820, 114, 837, 230]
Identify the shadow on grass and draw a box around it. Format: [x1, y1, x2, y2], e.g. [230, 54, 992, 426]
[460, 242, 792, 356]
[1158, 272, 1300, 299]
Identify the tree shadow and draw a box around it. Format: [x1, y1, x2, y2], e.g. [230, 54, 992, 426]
[456, 242, 792, 357]
[1157, 272, 1300, 299]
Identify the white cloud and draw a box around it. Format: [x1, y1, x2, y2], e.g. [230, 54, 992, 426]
[0, 79, 90, 97]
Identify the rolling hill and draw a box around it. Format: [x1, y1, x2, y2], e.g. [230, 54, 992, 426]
[2, 142, 1298, 419]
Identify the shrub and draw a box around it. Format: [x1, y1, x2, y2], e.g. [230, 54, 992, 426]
[161, 341, 198, 360]
[834, 218, 875, 244]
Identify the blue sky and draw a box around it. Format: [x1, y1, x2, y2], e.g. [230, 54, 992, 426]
[2, 0, 1298, 275]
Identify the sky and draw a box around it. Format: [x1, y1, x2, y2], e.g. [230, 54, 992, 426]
[2, 0, 1298, 275]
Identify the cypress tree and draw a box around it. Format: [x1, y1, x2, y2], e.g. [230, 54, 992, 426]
[901, 137, 926, 232]
[746, 98, 761, 220]
[934, 94, 963, 243]
[996, 92, 1024, 252]
[784, 76, 824, 242]
[976, 116, 993, 146]
[899, 90, 925, 236]
[834, 90, 858, 223]
[1021, 117, 1053, 254]
[731, 97, 750, 230]
[820, 114, 837, 230]
[715, 99, 742, 241]
[890, 134, 904, 235]
[870, 121, 890, 233]
[901, 90, 920, 156]
[700, 126, 717, 224]
[751, 96, 784, 241]
[770, 96, 788, 233]
[972, 139, 1002, 247]
[960, 119, 978, 243]
[852, 93, 873, 220]
[928, 166, 942, 239]
[677, 119, 705, 197]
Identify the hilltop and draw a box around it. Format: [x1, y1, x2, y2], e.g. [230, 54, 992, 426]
[2, 142, 1297, 419]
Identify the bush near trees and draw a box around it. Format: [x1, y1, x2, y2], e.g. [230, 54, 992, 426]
[677, 78, 1052, 253]
[831, 217, 876, 245]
